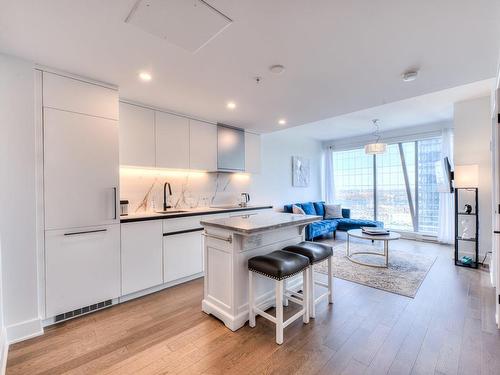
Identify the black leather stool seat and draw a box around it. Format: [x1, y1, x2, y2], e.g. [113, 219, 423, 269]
[248, 250, 309, 280]
[282, 242, 333, 264]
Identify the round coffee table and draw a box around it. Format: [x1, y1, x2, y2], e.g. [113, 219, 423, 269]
[346, 229, 401, 268]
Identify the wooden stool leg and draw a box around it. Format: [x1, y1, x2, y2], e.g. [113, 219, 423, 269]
[275, 280, 284, 344]
[328, 256, 333, 304]
[303, 268, 309, 323]
[283, 279, 288, 307]
[309, 266, 316, 319]
[248, 271, 255, 328]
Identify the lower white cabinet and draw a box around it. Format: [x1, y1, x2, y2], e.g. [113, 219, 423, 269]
[121, 221, 163, 295]
[45, 224, 120, 317]
[163, 229, 204, 283]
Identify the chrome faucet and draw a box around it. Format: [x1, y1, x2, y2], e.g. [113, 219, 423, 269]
[163, 182, 172, 211]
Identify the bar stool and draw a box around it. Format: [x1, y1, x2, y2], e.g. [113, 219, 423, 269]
[283, 241, 333, 318]
[248, 250, 310, 344]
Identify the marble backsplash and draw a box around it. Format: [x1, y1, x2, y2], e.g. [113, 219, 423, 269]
[120, 168, 253, 213]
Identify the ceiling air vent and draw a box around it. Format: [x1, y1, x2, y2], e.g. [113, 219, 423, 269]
[125, 0, 232, 53]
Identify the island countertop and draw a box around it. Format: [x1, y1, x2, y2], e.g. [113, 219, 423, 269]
[200, 212, 321, 235]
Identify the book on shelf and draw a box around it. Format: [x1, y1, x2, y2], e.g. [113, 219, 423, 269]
[361, 227, 390, 235]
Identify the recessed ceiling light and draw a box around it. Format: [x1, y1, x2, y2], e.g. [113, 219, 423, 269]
[269, 64, 285, 74]
[226, 101, 236, 110]
[278, 119, 287, 125]
[401, 70, 418, 82]
[139, 72, 152, 82]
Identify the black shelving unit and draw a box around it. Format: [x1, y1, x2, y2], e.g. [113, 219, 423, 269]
[454, 187, 479, 268]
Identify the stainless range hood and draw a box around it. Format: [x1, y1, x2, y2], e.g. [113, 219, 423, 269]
[217, 124, 245, 171]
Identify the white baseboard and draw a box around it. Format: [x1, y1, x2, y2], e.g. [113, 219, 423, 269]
[6, 318, 43, 345]
[0, 328, 8, 375]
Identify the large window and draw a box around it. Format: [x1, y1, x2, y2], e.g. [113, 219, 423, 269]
[332, 136, 441, 234]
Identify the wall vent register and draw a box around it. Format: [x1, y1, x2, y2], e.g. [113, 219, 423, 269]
[54, 299, 113, 323]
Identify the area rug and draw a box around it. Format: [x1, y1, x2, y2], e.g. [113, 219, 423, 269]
[314, 239, 436, 298]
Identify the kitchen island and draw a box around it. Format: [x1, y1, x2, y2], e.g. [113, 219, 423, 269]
[200, 211, 320, 330]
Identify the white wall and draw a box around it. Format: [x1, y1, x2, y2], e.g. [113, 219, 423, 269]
[0, 53, 42, 343]
[454, 96, 492, 260]
[251, 129, 323, 208]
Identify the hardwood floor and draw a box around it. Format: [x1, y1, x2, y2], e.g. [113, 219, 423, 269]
[7, 237, 500, 374]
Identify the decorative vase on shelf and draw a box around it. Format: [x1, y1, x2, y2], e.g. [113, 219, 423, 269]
[461, 218, 473, 240]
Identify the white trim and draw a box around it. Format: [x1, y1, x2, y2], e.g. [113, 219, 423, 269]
[0, 328, 8, 375]
[34, 69, 47, 320]
[6, 318, 43, 345]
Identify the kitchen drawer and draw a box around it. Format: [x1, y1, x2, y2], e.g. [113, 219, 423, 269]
[43, 72, 118, 120]
[163, 230, 203, 283]
[121, 221, 163, 295]
[163, 216, 203, 233]
[45, 224, 120, 317]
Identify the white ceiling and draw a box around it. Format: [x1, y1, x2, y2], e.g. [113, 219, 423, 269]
[285, 78, 495, 141]
[0, 0, 499, 133]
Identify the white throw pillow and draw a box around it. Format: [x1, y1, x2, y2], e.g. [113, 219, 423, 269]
[325, 204, 343, 219]
[292, 205, 305, 215]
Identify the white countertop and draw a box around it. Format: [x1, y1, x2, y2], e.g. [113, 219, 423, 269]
[200, 212, 321, 235]
[120, 205, 273, 223]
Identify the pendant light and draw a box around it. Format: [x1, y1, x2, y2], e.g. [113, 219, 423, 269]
[365, 119, 387, 155]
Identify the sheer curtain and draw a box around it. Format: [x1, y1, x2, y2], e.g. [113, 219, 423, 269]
[324, 146, 335, 203]
[437, 128, 454, 244]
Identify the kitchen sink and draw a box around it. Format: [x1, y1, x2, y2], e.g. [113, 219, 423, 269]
[155, 210, 188, 214]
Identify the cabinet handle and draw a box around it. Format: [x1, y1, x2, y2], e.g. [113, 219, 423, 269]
[202, 232, 233, 243]
[64, 229, 107, 236]
[163, 227, 204, 237]
[494, 231, 500, 234]
[113, 187, 117, 220]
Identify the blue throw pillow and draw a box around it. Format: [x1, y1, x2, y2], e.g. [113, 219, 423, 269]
[301, 202, 317, 215]
[313, 202, 325, 217]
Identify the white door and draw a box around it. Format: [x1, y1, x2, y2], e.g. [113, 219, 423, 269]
[119, 102, 156, 167]
[45, 224, 120, 317]
[189, 119, 217, 171]
[44, 108, 119, 230]
[121, 221, 163, 295]
[163, 230, 203, 283]
[155, 111, 190, 169]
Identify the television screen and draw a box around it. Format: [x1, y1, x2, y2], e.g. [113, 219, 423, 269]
[435, 157, 453, 193]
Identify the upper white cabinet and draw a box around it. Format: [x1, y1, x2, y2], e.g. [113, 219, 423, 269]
[245, 132, 261, 174]
[155, 111, 190, 169]
[44, 108, 119, 230]
[43, 72, 119, 120]
[119, 102, 155, 167]
[189, 119, 217, 171]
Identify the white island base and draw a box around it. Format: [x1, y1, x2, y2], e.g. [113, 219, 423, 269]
[200, 213, 319, 331]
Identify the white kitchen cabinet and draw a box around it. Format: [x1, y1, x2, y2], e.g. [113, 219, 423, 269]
[189, 119, 217, 171]
[44, 108, 119, 230]
[119, 102, 156, 167]
[121, 221, 163, 295]
[245, 132, 261, 174]
[43, 71, 119, 120]
[163, 230, 204, 283]
[45, 224, 120, 317]
[155, 111, 190, 169]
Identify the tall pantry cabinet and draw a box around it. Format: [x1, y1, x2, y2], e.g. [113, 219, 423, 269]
[42, 72, 121, 318]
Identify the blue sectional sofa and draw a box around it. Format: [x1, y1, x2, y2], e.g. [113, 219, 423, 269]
[284, 201, 383, 241]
